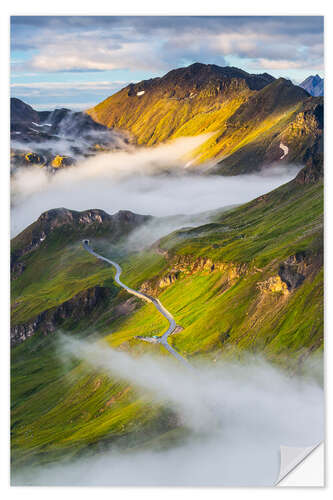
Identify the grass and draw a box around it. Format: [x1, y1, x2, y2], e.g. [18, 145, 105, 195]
[160, 180, 323, 266]
[10, 175, 323, 468]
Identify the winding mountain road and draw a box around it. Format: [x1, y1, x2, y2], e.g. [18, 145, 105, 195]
[82, 240, 190, 367]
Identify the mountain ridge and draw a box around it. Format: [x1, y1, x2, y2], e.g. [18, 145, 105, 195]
[87, 63, 322, 173]
[10, 167, 323, 466]
[10, 98, 126, 169]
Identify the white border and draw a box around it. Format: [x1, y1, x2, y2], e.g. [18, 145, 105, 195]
[1, 1, 330, 498]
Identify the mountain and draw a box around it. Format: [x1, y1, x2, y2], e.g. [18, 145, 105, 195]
[11, 97, 40, 125]
[11, 161, 323, 466]
[300, 75, 324, 96]
[11, 207, 151, 284]
[87, 63, 322, 172]
[10, 98, 126, 169]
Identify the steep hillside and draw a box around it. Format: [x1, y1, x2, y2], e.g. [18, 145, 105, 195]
[213, 93, 323, 174]
[87, 63, 321, 171]
[11, 208, 151, 343]
[11, 163, 323, 466]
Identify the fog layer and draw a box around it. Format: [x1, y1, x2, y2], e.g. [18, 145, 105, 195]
[11, 137, 299, 236]
[12, 337, 324, 487]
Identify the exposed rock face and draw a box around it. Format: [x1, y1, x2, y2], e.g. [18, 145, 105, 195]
[139, 253, 247, 296]
[11, 286, 111, 346]
[51, 155, 76, 168]
[257, 276, 289, 295]
[295, 128, 323, 184]
[10, 98, 127, 171]
[256, 252, 322, 296]
[278, 252, 323, 291]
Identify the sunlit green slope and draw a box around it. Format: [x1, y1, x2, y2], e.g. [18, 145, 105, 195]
[11, 169, 323, 467]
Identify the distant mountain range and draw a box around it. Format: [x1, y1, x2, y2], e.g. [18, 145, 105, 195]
[299, 75, 324, 97]
[87, 62, 323, 174]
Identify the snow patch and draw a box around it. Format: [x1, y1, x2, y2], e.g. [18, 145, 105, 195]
[137, 91, 145, 96]
[184, 159, 195, 168]
[279, 143, 289, 160]
[32, 122, 52, 127]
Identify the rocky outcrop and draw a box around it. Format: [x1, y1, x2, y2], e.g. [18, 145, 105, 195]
[140, 253, 247, 296]
[256, 252, 322, 295]
[278, 252, 322, 291]
[11, 208, 152, 275]
[51, 155, 76, 168]
[10, 97, 40, 126]
[257, 275, 289, 295]
[11, 286, 111, 346]
[10, 98, 128, 172]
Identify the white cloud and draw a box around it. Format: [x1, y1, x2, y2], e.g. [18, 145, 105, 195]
[28, 37, 166, 72]
[12, 19, 323, 75]
[11, 81, 127, 89]
[11, 136, 300, 236]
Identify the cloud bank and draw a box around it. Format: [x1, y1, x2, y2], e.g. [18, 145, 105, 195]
[11, 16, 324, 74]
[11, 137, 300, 236]
[12, 336, 324, 486]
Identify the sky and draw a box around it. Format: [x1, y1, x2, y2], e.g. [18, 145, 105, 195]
[10, 16, 324, 111]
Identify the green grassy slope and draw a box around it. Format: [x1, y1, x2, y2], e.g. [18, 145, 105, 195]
[11, 175, 323, 467]
[120, 179, 323, 366]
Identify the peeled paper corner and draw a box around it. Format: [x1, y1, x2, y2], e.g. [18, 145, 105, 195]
[275, 442, 322, 485]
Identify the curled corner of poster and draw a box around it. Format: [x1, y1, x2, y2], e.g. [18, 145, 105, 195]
[275, 442, 324, 487]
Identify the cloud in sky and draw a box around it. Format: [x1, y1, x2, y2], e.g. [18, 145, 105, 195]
[10, 16, 324, 109]
[10, 81, 128, 110]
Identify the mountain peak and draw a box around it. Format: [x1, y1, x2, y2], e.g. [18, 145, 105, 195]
[11, 208, 152, 272]
[300, 75, 323, 97]
[157, 62, 275, 92]
[11, 97, 40, 125]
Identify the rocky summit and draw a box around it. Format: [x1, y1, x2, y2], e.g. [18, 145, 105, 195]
[300, 74, 324, 97]
[87, 63, 323, 172]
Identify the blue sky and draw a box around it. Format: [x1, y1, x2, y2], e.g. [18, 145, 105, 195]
[10, 16, 324, 111]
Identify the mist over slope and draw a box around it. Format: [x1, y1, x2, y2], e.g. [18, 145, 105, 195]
[12, 337, 323, 486]
[10, 156, 323, 482]
[10, 61, 324, 486]
[11, 136, 300, 236]
[11, 97, 128, 170]
[87, 63, 322, 172]
[300, 75, 324, 97]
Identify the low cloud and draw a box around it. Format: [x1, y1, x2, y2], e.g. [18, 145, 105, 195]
[11, 137, 300, 236]
[11, 81, 128, 111]
[12, 336, 324, 486]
